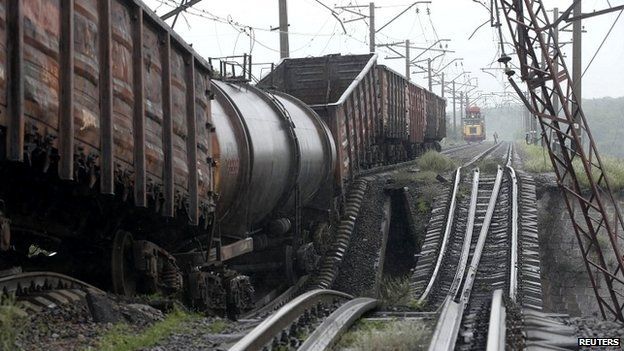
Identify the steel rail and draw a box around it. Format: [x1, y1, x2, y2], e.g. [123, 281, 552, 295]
[428, 166, 504, 351]
[241, 275, 309, 319]
[506, 144, 520, 302]
[417, 167, 462, 303]
[457, 166, 504, 305]
[440, 143, 473, 155]
[464, 142, 505, 168]
[486, 289, 506, 351]
[427, 297, 464, 351]
[297, 297, 378, 351]
[447, 169, 480, 299]
[228, 289, 352, 351]
[0, 271, 103, 296]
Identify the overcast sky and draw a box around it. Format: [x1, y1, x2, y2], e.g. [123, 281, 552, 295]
[144, 0, 624, 106]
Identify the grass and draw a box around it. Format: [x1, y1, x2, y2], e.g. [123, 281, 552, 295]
[518, 143, 553, 173]
[378, 276, 412, 308]
[417, 151, 457, 174]
[0, 296, 28, 350]
[476, 158, 500, 173]
[96, 307, 201, 351]
[206, 319, 228, 333]
[573, 156, 624, 192]
[337, 319, 431, 351]
[519, 142, 624, 191]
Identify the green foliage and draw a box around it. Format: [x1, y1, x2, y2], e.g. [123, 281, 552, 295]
[517, 143, 553, 173]
[337, 320, 431, 351]
[97, 307, 200, 351]
[0, 296, 27, 351]
[573, 156, 624, 192]
[378, 276, 412, 308]
[417, 151, 457, 174]
[206, 319, 228, 333]
[518, 140, 624, 191]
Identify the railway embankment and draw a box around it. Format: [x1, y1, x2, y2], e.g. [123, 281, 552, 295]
[516, 142, 624, 318]
[536, 177, 624, 317]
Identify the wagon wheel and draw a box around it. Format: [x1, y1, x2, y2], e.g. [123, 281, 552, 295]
[111, 230, 137, 296]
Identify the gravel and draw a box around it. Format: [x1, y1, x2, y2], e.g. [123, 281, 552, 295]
[13, 293, 166, 351]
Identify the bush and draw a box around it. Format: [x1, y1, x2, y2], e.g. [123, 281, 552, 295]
[0, 296, 27, 350]
[417, 151, 456, 173]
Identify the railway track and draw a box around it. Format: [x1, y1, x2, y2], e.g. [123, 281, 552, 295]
[0, 270, 103, 313]
[229, 289, 376, 351]
[417, 143, 560, 350]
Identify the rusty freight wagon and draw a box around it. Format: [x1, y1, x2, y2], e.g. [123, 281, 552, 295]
[425, 91, 447, 150]
[0, 0, 218, 297]
[260, 54, 447, 191]
[376, 65, 408, 162]
[258, 54, 380, 191]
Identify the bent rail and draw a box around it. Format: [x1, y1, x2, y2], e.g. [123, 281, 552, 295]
[298, 297, 378, 351]
[229, 289, 352, 351]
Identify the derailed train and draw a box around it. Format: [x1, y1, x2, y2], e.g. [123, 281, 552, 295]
[0, 0, 445, 313]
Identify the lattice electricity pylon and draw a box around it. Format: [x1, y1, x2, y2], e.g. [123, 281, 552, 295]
[496, 0, 624, 321]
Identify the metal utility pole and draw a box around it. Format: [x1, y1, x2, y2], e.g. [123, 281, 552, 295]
[553, 7, 559, 115]
[369, 2, 375, 53]
[452, 81, 456, 136]
[459, 91, 464, 121]
[498, 0, 624, 322]
[278, 0, 290, 59]
[441, 72, 445, 97]
[572, 0, 582, 146]
[427, 58, 432, 91]
[405, 39, 410, 80]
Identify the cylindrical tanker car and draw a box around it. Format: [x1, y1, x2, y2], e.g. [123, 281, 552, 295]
[0, 1, 445, 315]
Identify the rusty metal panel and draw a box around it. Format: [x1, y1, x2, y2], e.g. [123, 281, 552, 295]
[111, 1, 134, 173]
[425, 91, 437, 141]
[407, 83, 425, 144]
[195, 67, 212, 206]
[170, 45, 188, 194]
[6, 0, 24, 161]
[98, 0, 114, 194]
[74, 0, 100, 155]
[185, 56, 198, 225]
[142, 23, 164, 192]
[132, 5, 146, 207]
[58, 0, 74, 179]
[161, 34, 174, 217]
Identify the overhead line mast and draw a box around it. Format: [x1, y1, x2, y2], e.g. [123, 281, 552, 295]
[496, 0, 624, 322]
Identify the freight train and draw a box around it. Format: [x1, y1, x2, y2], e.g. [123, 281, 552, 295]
[463, 106, 486, 142]
[0, 0, 445, 314]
